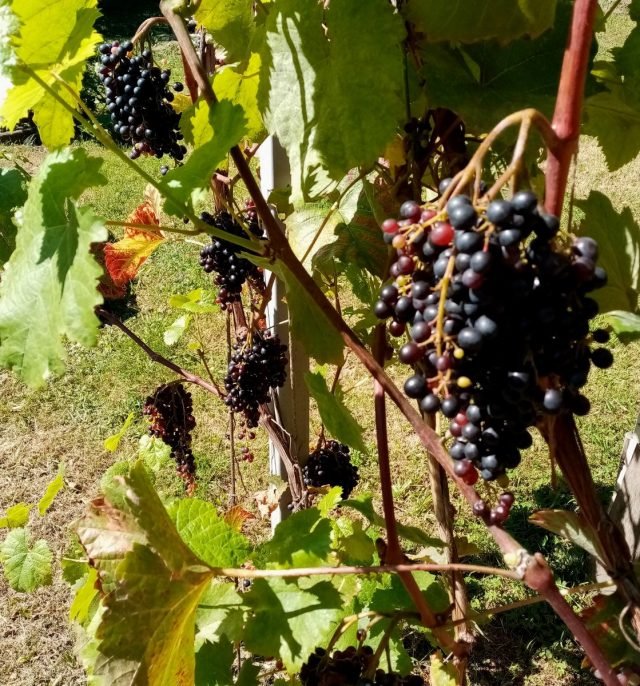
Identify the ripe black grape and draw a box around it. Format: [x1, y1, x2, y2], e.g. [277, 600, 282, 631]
[97, 41, 185, 168]
[224, 332, 288, 428]
[143, 383, 197, 493]
[375, 185, 611, 503]
[199, 211, 266, 310]
[302, 441, 359, 498]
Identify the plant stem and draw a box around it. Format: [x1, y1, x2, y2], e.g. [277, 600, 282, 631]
[544, 0, 599, 216]
[209, 561, 521, 580]
[97, 308, 223, 397]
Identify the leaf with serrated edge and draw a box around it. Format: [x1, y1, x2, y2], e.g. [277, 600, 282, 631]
[38, 464, 65, 514]
[0, 502, 31, 528]
[168, 499, 251, 568]
[430, 651, 460, 686]
[342, 494, 445, 550]
[70, 566, 99, 624]
[2, 0, 102, 148]
[104, 413, 135, 453]
[0, 527, 52, 592]
[575, 191, 640, 314]
[529, 509, 608, 563]
[0, 148, 107, 387]
[243, 577, 345, 673]
[604, 310, 640, 337]
[194, 638, 234, 686]
[195, 0, 254, 63]
[138, 435, 173, 471]
[305, 370, 366, 452]
[169, 288, 218, 313]
[163, 99, 247, 217]
[196, 582, 247, 645]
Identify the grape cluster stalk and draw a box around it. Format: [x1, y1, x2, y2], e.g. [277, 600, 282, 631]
[374, 184, 610, 523]
[199, 210, 266, 310]
[224, 332, 288, 428]
[302, 441, 360, 498]
[143, 383, 197, 493]
[300, 646, 424, 686]
[98, 41, 186, 169]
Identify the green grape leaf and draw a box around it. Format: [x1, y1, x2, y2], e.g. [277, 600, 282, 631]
[168, 288, 218, 313]
[94, 543, 212, 686]
[163, 99, 247, 217]
[584, 89, 640, 171]
[195, 638, 235, 686]
[403, 0, 558, 44]
[574, 191, 640, 314]
[341, 494, 446, 550]
[214, 52, 264, 140]
[604, 310, 640, 338]
[304, 371, 365, 452]
[313, 0, 405, 177]
[0, 502, 31, 528]
[104, 412, 135, 453]
[260, 506, 333, 568]
[368, 621, 413, 675]
[168, 499, 252, 568]
[418, 3, 574, 134]
[243, 576, 345, 673]
[0, 527, 52, 592]
[0, 167, 28, 265]
[164, 314, 192, 346]
[38, 463, 65, 515]
[332, 517, 376, 565]
[194, 0, 254, 63]
[0, 148, 107, 387]
[529, 509, 608, 564]
[368, 572, 450, 616]
[313, 205, 388, 280]
[236, 660, 261, 686]
[259, 0, 405, 203]
[138, 434, 173, 471]
[196, 582, 247, 645]
[250, 257, 344, 365]
[430, 652, 460, 686]
[2, 0, 102, 148]
[317, 487, 344, 518]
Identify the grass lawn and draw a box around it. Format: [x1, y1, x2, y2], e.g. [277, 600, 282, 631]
[1, 10, 640, 686]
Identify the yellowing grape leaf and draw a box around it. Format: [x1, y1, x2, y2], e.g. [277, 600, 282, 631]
[38, 464, 65, 515]
[103, 413, 135, 453]
[0, 502, 32, 528]
[2, 0, 102, 148]
[0, 147, 107, 386]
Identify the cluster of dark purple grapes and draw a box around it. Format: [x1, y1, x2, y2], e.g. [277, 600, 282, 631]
[224, 333, 288, 428]
[143, 383, 197, 493]
[374, 183, 611, 521]
[98, 41, 186, 167]
[300, 646, 424, 686]
[302, 441, 360, 498]
[199, 211, 266, 310]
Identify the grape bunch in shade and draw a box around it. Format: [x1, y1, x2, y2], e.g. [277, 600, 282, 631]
[143, 383, 197, 494]
[374, 183, 611, 523]
[97, 41, 186, 168]
[224, 332, 288, 428]
[300, 646, 424, 686]
[302, 441, 360, 498]
[199, 211, 266, 310]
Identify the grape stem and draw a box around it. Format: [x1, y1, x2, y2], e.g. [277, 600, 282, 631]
[435, 254, 457, 358]
[131, 16, 169, 45]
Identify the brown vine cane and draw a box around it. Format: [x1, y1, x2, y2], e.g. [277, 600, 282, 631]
[158, 4, 620, 681]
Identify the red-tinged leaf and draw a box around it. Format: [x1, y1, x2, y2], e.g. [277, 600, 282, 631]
[91, 242, 127, 300]
[224, 506, 255, 532]
[104, 201, 164, 288]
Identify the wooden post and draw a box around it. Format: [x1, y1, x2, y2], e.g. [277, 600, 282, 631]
[259, 137, 309, 527]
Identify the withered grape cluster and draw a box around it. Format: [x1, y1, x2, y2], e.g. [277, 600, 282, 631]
[199, 211, 266, 310]
[224, 332, 288, 428]
[302, 441, 360, 498]
[98, 41, 186, 166]
[375, 184, 610, 521]
[300, 646, 424, 686]
[143, 383, 196, 493]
